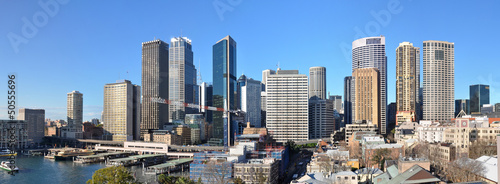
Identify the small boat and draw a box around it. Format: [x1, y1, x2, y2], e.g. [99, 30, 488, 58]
[0, 161, 19, 172]
[0, 149, 17, 157]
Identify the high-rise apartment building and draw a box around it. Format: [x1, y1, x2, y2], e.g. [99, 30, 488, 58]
[309, 97, 334, 139]
[309, 66, 326, 99]
[212, 35, 237, 147]
[18, 108, 45, 143]
[141, 39, 169, 138]
[455, 99, 470, 116]
[396, 42, 420, 120]
[344, 76, 353, 125]
[352, 36, 387, 134]
[423, 40, 454, 121]
[63, 91, 83, 139]
[169, 37, 197, 122]
[470, 84, 490, 114]
[238, 74, 262, 128]
[266, 69, 308, 142]
[103, 80, 141, 141]
[353, 68, 381, 134]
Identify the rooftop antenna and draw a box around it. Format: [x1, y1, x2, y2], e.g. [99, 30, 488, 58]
[197, 59, 203, 85]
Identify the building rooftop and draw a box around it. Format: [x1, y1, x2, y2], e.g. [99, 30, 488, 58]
[475, 156, 498, 182]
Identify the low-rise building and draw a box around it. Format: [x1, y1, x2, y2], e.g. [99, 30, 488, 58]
[345, 121, 378, 145]
[144, 130, 181, 145]
[233, 158, 280, 184]
[174, 125, 191, 145]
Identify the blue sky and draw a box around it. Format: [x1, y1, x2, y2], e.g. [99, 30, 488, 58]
[1, 0, 499, 121]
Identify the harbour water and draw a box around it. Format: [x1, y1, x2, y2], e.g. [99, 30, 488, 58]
[0, 155, 172, 184]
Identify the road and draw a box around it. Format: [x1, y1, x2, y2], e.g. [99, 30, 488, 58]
[283, 149, 313, 183]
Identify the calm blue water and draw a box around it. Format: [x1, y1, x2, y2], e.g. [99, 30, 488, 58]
[0, 155, 162, 184]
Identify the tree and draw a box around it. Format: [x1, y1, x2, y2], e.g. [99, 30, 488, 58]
[469, 139, 497, 159]
[157, 175, 197, 184]
[203, 160, 232, 184]
[447, 157, 486, 182]
[285, 140, 299, 153]
[86, 166, 138, 184]
[370, 148, 391, 169]
[233, 177, 245, 184]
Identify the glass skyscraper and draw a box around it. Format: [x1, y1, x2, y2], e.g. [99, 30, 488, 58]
[168, 37, 196, 122]
[470, 84, 489, 114]
[212, 35, 237, 147]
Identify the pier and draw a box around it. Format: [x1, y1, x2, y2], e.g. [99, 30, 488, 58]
[144, 158, 193, 175]
[74, 152, 133, 164]
[106, 154, 168, 167]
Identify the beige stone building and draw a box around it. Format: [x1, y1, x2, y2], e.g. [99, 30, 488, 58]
[233, 158, 280, 184]
[353, 68, 380, 134]
[174, 125, 191, 145]
[143, 130, 181, 145]
[396, 42, 420, 121]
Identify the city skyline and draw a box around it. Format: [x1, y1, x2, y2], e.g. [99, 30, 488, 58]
[2, 1, 500, 120]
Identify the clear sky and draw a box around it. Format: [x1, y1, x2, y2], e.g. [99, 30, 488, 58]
[1, 0, 499, 121]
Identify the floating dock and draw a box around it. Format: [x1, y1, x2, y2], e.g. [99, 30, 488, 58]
[106, 154, 168, 167]
[144, 158, 193, 175]
[74, 152, 133, 164]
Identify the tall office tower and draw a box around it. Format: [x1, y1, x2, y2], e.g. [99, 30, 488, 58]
[352, 36, 387, 134]
[103, 80, 141, 141]
[470, 84, 490, 114]
[267, 69, 308, 142]
[261, 69, 276, 128]
[169, 37, 197, 122]
[396, 42, 420, 121]
[353, 68, 381, 133]
[423, 40, 454, 121]
[199, 82, 213, 123]
[141, 39, 169, 138]
[238, 74, 262, 127]
[63, 91, 83, 139]
[212, 35, 237, 147]
[455, 99, 470, 116]
[309, 97, 334, 139]
[309, 66, 327, 99]
[18, 108, 45, 143]
[344, 76, 353, 125]
[329, 95, 343, 113]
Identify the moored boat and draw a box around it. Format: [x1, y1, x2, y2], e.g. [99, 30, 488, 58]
[0, 161, 19, 172]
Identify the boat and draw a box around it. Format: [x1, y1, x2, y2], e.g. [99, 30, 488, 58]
[0, 161, 19, 172]
[54, 148, 94, 161]
[0, 149, 17, 157]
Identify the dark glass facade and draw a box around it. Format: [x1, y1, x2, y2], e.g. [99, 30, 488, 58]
[455, 99, 470, 116]
[212, 36, 237, 147]
[470, 84, 489, 114]
[343, 76, 353, 125]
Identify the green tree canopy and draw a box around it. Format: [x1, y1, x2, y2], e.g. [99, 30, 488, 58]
[86, 166, 137, 184]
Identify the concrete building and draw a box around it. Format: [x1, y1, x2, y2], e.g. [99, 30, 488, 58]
[416, 122, 447, 143]
[233, 158, 280, 184]
[395, 111, 416, 125]
[212, 35, 237, 147]
[345, 122, 378, 145]
[482, 104, 495, 114]
[102, 80, 141, 141]
[238, 75, 262, 128]
[141, 39, 169, 138]
[0, 120, 28, 149]
[423, 40, 454, 121]
[344, 76, 353, 125]
[174, 125, 191, 145]
[352, 36, 387, 134]
[455, 99, 470, 116]
[266, 68, 309, 142]
[396, 42, 420, 121]
[309, 66, 327, 99]
[18, 108, 45, 143]
[62, 91, 83, 139]
[470, 84, 490, 114]
[261, 69, 276, 128]
[329, 95, 343, 113]
[168, 37, 197, 122]
[308, 97, 335, 139]
[353, 68, 381, 134]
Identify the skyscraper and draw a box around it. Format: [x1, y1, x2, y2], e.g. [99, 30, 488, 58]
[261, 69, 276, 128]
[329, 95, 343, 113]
[309, 97, 334, 139]
[18, 108, 45, 143]
[141, 39, 169, 138]
[212, 35, 237, 147]
[309, 66, 326, 99]
[169, 37, 197, 122]
[199, 82, 213, 123]
[238, 74, 262, 128]
[455, 99, 470, 116]
[352, 36, 387, 134]
[353, 68, 381, 133]
[423, 40, 454, 121]
[470, 84, 490, 114]
[63, 91, 83, 139]
[344, 76, 353, 125]
[266, 69, 308, 142]
[396, 42, 420, 121]
[103, 80, 141, 141]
